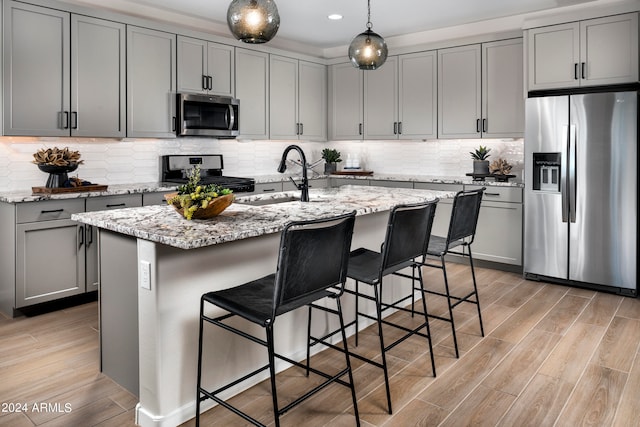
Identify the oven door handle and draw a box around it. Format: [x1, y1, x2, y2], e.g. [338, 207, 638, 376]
[226, 105, 235, 130]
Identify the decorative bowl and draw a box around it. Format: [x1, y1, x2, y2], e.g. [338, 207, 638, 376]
[164, 193, 234, 220]
[37, 163, 79, 188]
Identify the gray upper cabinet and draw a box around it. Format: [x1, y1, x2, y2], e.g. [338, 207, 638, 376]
[127, 25, 177, 138]
[2, 2, 125, 137]
[364, 52, 437, 140]
[270, 55, 326, 141]
[236, 48, 269, 139]
[527, 13, 639, 90]
[482, 38, 524, 138]
[438, 39, 523, 139]
[329, 62, 363, 140]
[438, 44, 482, 139]
[177, 36, 234, 97]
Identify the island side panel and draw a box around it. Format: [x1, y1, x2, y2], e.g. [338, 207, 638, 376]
[132, 210, 393, 427]
[98, 230, 140, 396]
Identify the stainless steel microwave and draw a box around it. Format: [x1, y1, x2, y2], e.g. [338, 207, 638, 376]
[176, 93, 240, 138]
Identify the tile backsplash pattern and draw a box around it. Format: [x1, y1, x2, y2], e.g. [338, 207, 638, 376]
[0, 137, 524, 191]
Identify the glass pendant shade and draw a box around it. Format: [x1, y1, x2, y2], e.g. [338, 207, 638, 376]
[348, 28, 388, 70]
[227, 0, 280, 44]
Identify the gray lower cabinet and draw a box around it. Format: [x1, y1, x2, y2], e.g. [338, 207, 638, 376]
[369, 179, 413, 188]
[142, 191, 174, 206]
[467, 185, 522, 266]
[413, 182, 461, 238]
[13, 199, 86, 309]
[85, 195, 142, 292]
[330, 177, 369, 187]
[249, 182, 284, 194]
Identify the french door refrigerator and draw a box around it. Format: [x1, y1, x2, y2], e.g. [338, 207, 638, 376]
[524, 90, 637, 297]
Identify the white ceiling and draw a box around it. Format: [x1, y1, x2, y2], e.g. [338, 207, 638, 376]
[67, 0, 601, 51]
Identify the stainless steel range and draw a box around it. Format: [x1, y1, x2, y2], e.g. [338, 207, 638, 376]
[161, 155, 255, 193]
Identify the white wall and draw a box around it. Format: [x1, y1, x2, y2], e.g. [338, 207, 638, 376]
[0, 137, 524, 191]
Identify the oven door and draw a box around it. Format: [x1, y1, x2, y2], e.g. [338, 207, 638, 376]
[177, 93, 240, 137]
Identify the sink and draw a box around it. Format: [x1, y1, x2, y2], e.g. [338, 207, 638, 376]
[236, 196, 301, 206]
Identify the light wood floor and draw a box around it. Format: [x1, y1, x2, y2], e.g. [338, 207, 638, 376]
[1, 263, 639, 426]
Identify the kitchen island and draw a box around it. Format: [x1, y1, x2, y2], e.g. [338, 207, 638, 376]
[71, 185, 453, 427]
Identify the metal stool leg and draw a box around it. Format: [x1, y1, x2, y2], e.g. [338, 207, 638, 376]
[467, 248, 485, 336]
[336, 297, 361, 426]
[195, 298, 205, 427]
[373, 284, 393, 414]
[440, 255, 460, 358]
[416, 267, 437, 376]
[266, 325, 281, 427]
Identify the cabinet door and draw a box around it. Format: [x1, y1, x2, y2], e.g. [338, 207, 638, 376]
[527, 23, 580, 91]
[16, 219, 85, 307]
[208, 43, 234, 97]
[85, 195, 142, 292]
[72, 15, 126, 137]
[236, 48, 269, 139]
[482, 39, 524, 138]
[438, 44, 482, 139]
[298, 61, 327, 141]
[472, 200, 523, 265]
[580, 13, 639, 86]
[364, 56, 398, 139]
[269, 55, 298, 140]
[127, 26, 176, 138]
[177, 36, 207, 93]
[3, 1, 70, 136]
[329, 63, 363, 140]
[399, 51, 437, 140]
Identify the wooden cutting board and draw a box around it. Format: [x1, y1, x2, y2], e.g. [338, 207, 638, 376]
[32, 185, 108, 194]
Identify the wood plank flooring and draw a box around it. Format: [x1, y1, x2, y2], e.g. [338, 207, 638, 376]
[1, 263, 639, 426]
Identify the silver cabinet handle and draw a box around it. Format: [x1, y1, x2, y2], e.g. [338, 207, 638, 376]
[227, 105, 235, 130]
[568, 124, 577, 223]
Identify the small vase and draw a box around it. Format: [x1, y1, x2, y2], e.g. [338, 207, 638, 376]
[473, 160, 490, 175]
[324, 163, 337, 175]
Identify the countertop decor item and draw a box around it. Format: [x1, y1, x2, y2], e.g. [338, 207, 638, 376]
[321, 148, 342, 174]
[470, 145, 491, 175]
[227, 0, 280, 44]
[489, 158, 513, 176]
[348, 0, 388, 70]
[165, 166, 234, 220]
[33, 147, 85, 188]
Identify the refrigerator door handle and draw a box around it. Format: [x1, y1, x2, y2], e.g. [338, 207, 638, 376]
[568, 124, 577, 223]
[561, 125, 569, 223]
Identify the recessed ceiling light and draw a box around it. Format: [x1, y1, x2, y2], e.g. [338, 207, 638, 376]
[328, 14, 343, 21]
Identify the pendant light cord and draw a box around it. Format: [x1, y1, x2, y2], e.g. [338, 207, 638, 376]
[366, 0, 372, 29]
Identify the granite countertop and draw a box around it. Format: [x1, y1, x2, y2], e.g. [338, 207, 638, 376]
[0, 182, 178, 204]
[71, 185, 452, 250]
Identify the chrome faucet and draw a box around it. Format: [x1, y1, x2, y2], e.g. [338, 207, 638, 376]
[277, 145, 309, 202]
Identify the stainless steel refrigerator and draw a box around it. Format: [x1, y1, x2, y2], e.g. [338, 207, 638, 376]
[524, 91, 637, 296]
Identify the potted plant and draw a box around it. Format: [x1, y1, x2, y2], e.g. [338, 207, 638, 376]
[470, 145, 491, 175]
[321, 148, 342, 174]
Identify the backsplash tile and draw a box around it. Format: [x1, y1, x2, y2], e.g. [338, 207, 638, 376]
[0, 137, 524, 191]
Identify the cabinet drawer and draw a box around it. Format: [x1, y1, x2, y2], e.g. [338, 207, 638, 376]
[86, 194, 143, 212]
[283, 178, 329, 191]
[369, 180, 413, 188]
[331, 178, 369, 187]
[142, 192, 173, 206]
[466, 185, 522, 203]
[16, 199, 85, 223]
[252, 182, 284, 194]
[413, 182, 463, 203]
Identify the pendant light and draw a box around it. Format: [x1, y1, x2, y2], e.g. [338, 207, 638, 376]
[227, 0, 280, 44]
[348, 0, 388, 70]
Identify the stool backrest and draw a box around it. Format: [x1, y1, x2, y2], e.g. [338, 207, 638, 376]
[446, 188, 485, 250]
[381, 200, 438, 275]
[273, 211, 356, 317]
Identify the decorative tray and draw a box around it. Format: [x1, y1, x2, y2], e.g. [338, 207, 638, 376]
[32, 185, 108, 194]
[465, 173, 515, 182]
[332, 170, 374, 176]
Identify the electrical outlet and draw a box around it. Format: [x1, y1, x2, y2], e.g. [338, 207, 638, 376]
[140, 260, 151, 290]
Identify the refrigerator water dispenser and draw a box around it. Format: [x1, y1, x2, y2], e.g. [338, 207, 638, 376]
[532, 153, 561, 192]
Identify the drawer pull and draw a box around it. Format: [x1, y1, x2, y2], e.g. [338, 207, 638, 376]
[41, 208, 64, 214]
[262, 188, 276, 192]
[106, 203, 126, 208]
[485, 192, 501, 197]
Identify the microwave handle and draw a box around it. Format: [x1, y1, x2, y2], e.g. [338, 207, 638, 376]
[227, 104, 235, 130]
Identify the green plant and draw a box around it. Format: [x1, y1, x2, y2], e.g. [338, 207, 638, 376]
[169, 166, 233, 220]
[321, 148, 342, 163]
[470, 145, 491, 161]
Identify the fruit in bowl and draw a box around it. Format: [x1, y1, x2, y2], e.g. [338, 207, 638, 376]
[166, 166, 234, 220]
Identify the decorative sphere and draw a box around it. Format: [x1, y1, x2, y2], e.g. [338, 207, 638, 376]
[348, 29, 388, 70]
[227, 0, 280, 44]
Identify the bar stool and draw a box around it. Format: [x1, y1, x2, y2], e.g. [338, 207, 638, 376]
[307, 200, 438, 414]
[420, 188, 485, 358]
[195, 212, 359, 427]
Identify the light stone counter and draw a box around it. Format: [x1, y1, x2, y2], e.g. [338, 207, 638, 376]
[72, 185, 451, 250]
[0, 182, 177, 203]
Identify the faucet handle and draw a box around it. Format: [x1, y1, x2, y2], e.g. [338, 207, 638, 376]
[288, 176, 300, 189]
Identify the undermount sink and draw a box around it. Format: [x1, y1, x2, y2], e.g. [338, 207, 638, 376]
[236, 196, 301, 206]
